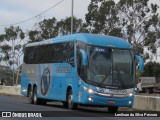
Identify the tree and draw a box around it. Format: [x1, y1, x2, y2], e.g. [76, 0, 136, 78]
[29, 17, 58, 42]
[117, 0, 160, 60]
[0, 26, 25, 85]
[142, 62, 160, 82]
[28, 16, 88, 42]
[57, 16, 88, 35]
[85, 0, 160, 61]
[85, 0, 123, 37]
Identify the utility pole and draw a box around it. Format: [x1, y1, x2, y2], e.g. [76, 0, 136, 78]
[71, 0, 74, 34]
[12, 39, 15, 86]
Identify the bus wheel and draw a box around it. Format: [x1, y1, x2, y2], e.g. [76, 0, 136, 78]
[33, 87, 40, 105]
[28, 88, 34, 104]
[108, 106, 118, 113]
[67, 90, 77, 110]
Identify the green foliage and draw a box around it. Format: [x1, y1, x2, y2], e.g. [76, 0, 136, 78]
[0, 26, 24, 66]
[29, 30, 41, 42]
[0, 26, 25, 85]
[4, 26, 24, 41]
[1, 45, 11, 53]
[0, 34, 6, 42]
[117, 0, 160, 58]
[142, 62, 160, 82]
[28, 17, 88, 42]
[0, 65, 13, 85]
[86, 0, 160, 61]
[39, 17, 58, 39]
[57, 16, 88, 35]
[29, 17, 57, 42]
[85, 0, 123, 37]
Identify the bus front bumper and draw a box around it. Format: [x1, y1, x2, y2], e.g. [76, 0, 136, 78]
[78, 93, 134, 108]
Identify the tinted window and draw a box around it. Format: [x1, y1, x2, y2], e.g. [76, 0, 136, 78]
[24, 42, 74, 66]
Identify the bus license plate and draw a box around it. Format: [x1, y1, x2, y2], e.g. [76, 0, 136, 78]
[107, 100, 116, 104]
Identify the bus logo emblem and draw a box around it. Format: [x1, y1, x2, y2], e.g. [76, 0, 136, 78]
[99, 88, 104, 93]
[41, 67, 50, 96]
[115, 79, 119, 83]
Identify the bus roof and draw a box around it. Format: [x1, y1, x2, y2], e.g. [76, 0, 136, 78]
[26, 33, 132, 49]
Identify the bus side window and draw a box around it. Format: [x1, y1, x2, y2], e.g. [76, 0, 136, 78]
[27, 47, 36, 64]
[35, 46, 40, 63]
[67, 42, 74, 66]
[48, 44, 54, 63]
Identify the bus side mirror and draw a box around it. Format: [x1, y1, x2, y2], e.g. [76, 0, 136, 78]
[135, 55, 144, 72]
[79, 49, 88, 66]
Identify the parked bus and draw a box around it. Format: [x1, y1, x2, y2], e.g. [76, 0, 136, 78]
[21, 33, 144, 113]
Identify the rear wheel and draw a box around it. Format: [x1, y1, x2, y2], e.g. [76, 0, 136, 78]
[33, 87, 40, 105]
[28, 88, 34, 104]
[108, 106, 118, 113]
[33, 87, 41, 105]
[67, 90, 77, 110]
[33, 87, 47, 105]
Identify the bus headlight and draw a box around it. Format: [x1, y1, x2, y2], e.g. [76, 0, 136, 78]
[82, 86, 94, 94]
[88, 89, 94, 94]
[128, 101, 132, 104]
[128, 93, 133, 97]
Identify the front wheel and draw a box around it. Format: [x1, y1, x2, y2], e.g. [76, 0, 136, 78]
[67, 90, 77, 110]
[108, 106, 118, 113]
[33, 87, 43, 105]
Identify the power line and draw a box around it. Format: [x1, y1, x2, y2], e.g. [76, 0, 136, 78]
[0, 0, 65, 27]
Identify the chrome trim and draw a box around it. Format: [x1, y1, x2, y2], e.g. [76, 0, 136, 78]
[95, 92, 128, 98]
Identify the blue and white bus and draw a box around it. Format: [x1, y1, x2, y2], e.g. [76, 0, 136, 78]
[21, 33, 143, 113]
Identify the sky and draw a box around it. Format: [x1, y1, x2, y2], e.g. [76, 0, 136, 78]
[0, 0, 159, 32]
[0, 0, 91, 33]
[0, 0, 91, 66]
[0, 0, 159, 63]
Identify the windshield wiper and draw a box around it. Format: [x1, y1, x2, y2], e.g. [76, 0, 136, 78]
[99, 74, 109, 85]
[99, 66, 112, 86]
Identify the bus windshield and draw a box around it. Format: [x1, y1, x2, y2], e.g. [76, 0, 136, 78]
[86, 46, 134, 89]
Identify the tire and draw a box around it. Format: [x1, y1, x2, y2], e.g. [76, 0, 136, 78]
[33, 87, 39, 105]
[108, 106, 118, 113]
[33, 87, 47, 105]
[67, 90, 77, 110]
[28, 88, 34, 104]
